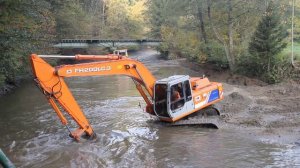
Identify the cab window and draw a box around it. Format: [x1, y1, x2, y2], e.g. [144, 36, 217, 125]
[184, 80, 192, 101]
[170, 83, 185, 111]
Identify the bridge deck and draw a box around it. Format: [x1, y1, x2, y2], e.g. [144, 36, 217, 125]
[54, 39, 162, 48]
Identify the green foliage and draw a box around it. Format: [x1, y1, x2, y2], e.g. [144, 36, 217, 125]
[147, 0, 188, 38]
[0, 0, 55, 84]
[103, 0, 145, 39]
[248, 3, 288, 62]
[281, 42, 300, 61]
[159, 26, 203, 61]
[55, 2, 93, 38]
[1, 0, 297, 87]
[0, 0, 147, 87]
[294, 2, 300, 42]
[241, 2, 288, 83]
[147, 0, 298, 82]
[54, 0, 147, 39]
[147, 0, 264, 69]
[205, 42, 228, 69]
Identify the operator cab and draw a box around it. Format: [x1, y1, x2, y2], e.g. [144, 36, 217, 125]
[154, 75, 193, 121]
[113, 49, 128, 57]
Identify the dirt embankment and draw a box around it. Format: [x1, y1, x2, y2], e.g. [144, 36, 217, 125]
[180, 60, 300, 144]
[0, 76, 30, 97]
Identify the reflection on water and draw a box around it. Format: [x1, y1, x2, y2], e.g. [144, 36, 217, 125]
[0, 49, 299, 167]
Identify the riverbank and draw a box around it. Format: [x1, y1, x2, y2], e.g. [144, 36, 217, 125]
[179, 59, 300, 145]
[0, 74, 34, 97]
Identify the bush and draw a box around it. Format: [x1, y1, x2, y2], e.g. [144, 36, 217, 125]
[158, 25, 230, 70]
[159, 26, 209, 62]
[238, 52, 294, 83]
[205, 42, 229, 69]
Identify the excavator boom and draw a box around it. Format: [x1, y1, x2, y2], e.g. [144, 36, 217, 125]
[30, 54, 156, 141]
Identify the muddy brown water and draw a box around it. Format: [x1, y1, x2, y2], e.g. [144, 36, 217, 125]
[0, 49, 300, 167]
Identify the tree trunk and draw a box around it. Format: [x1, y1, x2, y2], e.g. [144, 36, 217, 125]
[268, 57, 271, 73]
[101, 0, 107, 28]
[197, 0, 211, 57]
[197, 1, 207, 43]
[227, 0, 235, 69]
[207, 0, 235, 70]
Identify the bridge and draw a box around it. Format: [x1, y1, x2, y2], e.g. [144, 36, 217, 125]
[54, 39, 162, 49]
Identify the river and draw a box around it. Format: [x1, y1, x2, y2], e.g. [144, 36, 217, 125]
[0, 49, 299, 167]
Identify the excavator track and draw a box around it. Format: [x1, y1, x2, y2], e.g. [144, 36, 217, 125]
[158, 106, 225, 129]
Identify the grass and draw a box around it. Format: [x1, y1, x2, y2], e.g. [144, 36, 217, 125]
[281, 42, 300, 61]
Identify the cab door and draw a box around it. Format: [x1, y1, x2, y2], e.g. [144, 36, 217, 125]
[169, 80, 193, 118]
[154, 84, 170, 118]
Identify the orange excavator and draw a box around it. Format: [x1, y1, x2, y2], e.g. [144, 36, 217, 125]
[30, 53, 224, 141]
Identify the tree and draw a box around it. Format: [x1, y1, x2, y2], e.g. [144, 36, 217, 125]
[147, 0, 187, 38]
[0, 0, 55, 85]
[0, 0, 148, 88]
[103, 0, 145, 39]
[54, 1, 93, 39]
[147, 0, 263, 66]
[206, 0, 264, 70]
[247, 2, 288, 81]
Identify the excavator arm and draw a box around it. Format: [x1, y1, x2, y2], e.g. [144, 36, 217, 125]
[30, 54, 156, 141]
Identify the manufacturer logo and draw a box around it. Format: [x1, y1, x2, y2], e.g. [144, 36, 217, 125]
[66, 69, 72, 74]
[66, 66, 111, 74]
[195, 96, 201, 101]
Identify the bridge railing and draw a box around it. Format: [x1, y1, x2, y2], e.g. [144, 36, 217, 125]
[60, 39, 162, 44]
[53, 39, 162, 49]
